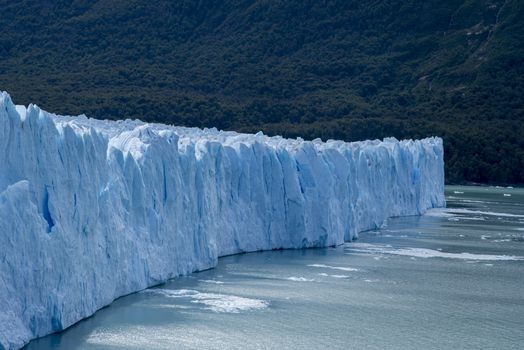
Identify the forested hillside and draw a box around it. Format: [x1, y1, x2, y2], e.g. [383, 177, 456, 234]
[1, 0, 523, 184]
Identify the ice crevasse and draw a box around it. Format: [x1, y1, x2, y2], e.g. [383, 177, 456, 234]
[0, 91, 445, 349]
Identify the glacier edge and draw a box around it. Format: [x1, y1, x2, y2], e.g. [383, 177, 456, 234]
[0, 91, 445, 349]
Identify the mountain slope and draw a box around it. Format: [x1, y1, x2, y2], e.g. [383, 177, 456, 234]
[1, 0, 522, 184]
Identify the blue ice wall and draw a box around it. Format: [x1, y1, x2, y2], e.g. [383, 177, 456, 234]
[0, 92, 445, 349]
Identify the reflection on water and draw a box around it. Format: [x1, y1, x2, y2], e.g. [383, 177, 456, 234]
[25, 186, 524, 350]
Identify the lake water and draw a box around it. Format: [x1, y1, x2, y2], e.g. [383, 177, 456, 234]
[25, 186, 524, 350]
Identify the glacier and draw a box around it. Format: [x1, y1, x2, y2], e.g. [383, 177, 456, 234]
[0, 91, 445, 349]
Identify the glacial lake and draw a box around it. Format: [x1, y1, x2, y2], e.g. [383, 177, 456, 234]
[25, 186, 524, 350]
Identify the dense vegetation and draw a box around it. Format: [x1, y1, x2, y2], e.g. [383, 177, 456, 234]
[1, 0, 523, 184]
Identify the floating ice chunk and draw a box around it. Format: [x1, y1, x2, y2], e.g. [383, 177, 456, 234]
[450, 208, 524, 218]
[424, 208, 456, 218]
[199, 280, 225, 284]
[317, 273, 349, 279]
[426, 208, 524, 219]
[143, 289, 268, 313]
[307, 264, 359, 272]
[348, 243, 524, 261]
[286, 277, 315, 282]
[454, 199, 490, 204]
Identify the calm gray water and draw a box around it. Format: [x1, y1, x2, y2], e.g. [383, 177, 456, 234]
[25, 186, 524, 350]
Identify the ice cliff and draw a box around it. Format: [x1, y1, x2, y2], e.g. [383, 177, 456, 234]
[0, 91, 445, 349]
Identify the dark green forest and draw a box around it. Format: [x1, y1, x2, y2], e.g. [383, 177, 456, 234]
[0, 0, 523, 184]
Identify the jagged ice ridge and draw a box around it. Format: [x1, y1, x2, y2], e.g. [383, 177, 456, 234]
[0, 91, 445, 349]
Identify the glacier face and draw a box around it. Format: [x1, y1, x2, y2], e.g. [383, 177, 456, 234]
[0, 91, 445, 349]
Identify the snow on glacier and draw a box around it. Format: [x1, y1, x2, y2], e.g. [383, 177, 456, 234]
[0, 91, 445, 349]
